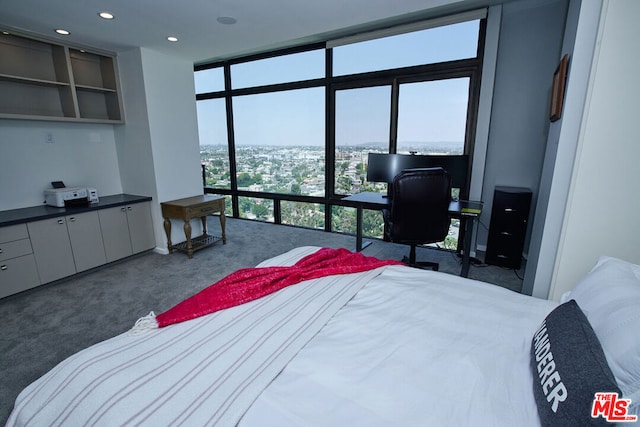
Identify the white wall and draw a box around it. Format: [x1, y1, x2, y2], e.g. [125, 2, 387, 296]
[523, 0, 602, 298]
[477, 0, 568, 254]
[139, 48, 202, 204]
[0, 120, 122, 210]
[117, 48, 203, 251]
[548, 0, 640, 299]
[0, 46, 204, 255]
[114, 49, 157, 201]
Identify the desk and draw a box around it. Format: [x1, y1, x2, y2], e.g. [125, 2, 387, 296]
[161, 195, 226, 258]
[342, 192, 482, 277]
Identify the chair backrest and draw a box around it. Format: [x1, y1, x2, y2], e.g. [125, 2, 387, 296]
[388, 167, 452, 244]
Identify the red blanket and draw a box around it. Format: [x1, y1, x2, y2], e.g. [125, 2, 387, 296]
[155, 247, 402, 328]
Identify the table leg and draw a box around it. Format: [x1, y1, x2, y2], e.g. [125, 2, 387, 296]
[184, 220, 193, 259]
[163, 217, 173, 253]
[219, 212, 226, 243]
[201, 216, 208, 235]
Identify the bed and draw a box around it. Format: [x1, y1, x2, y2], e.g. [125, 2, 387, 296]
[7, 246, 640, 426]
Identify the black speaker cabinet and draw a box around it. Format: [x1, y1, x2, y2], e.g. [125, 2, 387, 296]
[485, 186, 532, 269]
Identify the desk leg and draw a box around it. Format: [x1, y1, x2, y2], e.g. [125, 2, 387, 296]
[460, 217, 475, 278]
[355, 206, 363, 252]
[219, 212, 226, 243]
[201, 216, 208, 236]
[163, 217, 173, 253]
[184, 220, 193, 259]
[354, 206, 372, 252]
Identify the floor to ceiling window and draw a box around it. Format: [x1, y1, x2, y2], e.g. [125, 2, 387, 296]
[195, 10, 486, 246]
[395, 78, 469, 156]
[334, 86, 390, 196]
[233, 88, 325, 197]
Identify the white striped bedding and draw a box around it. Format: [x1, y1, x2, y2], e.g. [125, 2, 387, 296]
[7, 247, 386, 427]
[241, 261, 558, 426]
[8, 246, 560, 426]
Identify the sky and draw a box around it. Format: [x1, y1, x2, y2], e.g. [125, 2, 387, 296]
[195, 20, 479, 149]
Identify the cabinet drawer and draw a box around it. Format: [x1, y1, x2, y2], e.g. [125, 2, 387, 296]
[491, 209, 528, 220]
[493, 190, 531, 213]
[0, 223, 29, 243]
[492, 205, 528, 218]
[485, 252, 521, 269]
[491, 229, 525, 241]
[490, 217, 527, 234]
[487, 233, 524, 254]
[185, 200, 224, 218]
[0, 238, 33, 262]
[0, 254, 41, 298]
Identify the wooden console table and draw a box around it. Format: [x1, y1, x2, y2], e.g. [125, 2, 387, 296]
[161, 195, 226, 258]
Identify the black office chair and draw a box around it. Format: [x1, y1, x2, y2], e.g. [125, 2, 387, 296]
[382, 167, 452, 271]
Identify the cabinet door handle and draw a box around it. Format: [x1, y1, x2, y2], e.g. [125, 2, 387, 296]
[57, 219, 65, 225]
[69, 217, 76, 222]
[0, 248, 3, 254]
[504, 208, 516, 212]
[1, 265, 7, 271]
[500, 231, 513, 236]
[127, 206, 132, 211]
[121, 207, 127, 212]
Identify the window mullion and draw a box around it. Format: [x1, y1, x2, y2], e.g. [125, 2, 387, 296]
[389, 79, 399, 154]
[326, 48, 335, 231]
[224, 62, 240, 218]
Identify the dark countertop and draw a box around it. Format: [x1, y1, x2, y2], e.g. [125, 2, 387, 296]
[0, 194, 152, 228]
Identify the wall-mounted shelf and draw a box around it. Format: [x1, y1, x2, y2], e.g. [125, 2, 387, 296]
[0, 31, 124, 123]
[0, 73, 70, 87]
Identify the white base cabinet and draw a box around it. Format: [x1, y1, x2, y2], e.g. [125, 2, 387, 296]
[67, 211, 107, 272]
[27, 211, 106, 283]
[126, 203, 156, 254]
[0, 200, 155, 298]
[0, 224, 40, 298]
[98, 207, 132, 263]
[99, 202, 155, 263]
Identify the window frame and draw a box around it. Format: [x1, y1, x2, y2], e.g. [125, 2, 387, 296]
[196, 17, 486, 236]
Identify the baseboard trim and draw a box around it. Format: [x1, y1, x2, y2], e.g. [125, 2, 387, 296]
[154, 247, 169, 255]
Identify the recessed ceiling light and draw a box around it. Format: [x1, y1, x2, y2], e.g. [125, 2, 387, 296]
[167, 36, 179, 42]
[216, 16, 237, 25]
[55, 29, 70, 35]
[99, 12, 114, 20]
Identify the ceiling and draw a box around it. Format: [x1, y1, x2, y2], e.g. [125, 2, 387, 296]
[0, 0, 501, 65]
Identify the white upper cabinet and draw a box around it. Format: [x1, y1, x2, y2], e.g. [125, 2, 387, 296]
[0, 31, 123, 123]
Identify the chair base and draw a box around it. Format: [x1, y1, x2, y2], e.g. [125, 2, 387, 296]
[401, 245, 439, 271]
[401, 256, 439, 271]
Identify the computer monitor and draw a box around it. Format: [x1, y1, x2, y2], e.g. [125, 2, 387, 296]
[366, 153, 405, 184]
[366, 153, 469, 189]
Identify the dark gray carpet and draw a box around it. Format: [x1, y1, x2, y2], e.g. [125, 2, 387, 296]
[0, 217, 525, 424]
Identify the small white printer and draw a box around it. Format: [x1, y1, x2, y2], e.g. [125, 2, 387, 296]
[44, 187, 89, 207]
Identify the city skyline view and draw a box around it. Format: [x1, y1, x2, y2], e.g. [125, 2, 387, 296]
[201, 142, 463, 248]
